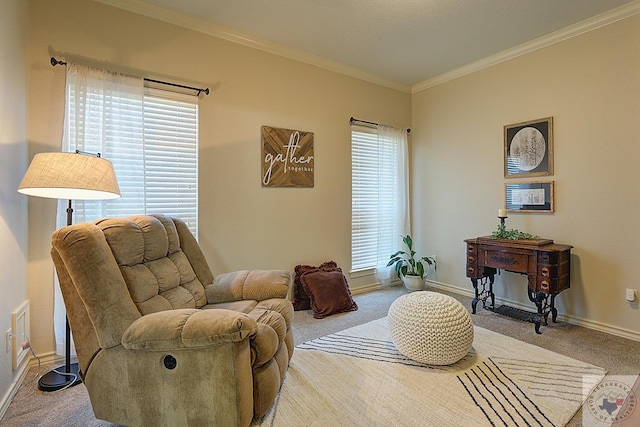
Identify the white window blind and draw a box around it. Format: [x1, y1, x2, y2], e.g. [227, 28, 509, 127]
[63, 67, 198, 234]
[351, 125, 404, 272]
[140, 89, 198, 231]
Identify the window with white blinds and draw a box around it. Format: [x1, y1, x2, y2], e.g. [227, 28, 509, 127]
[65, 76, 198, 234]
[139, 89, 198, 232]
[351, 126, 401, 272]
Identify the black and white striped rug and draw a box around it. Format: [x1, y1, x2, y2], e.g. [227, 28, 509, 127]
[255, 317, 606, 427]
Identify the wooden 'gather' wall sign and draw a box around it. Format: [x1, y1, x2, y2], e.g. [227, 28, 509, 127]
[261, 125, 314, 187]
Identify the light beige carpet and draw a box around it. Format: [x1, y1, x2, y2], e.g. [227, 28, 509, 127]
[254, 317, 607, 427]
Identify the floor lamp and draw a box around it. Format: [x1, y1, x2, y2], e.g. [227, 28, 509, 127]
[18, 151, 120, 392]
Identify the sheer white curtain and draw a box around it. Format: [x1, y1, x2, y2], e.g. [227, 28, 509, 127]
[53, 63, 144, 357]
[375, 125, 410, 285]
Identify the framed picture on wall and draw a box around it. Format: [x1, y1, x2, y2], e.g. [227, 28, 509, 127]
[505, 181, 554, 213]
[504, 117, 553, 178]
[261, 125, 314, 187]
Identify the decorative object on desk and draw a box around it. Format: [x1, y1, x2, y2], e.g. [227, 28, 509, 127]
[505, 180, 554, 212]
[495, 206, 540, 240]
[18, 151, 120, 392]
[261, 125, 314, 187]
[387, 235, 436, 291]
[498, 208, 508, 227]
[504, 117, 553, 178]
[490, 222, 540, 240]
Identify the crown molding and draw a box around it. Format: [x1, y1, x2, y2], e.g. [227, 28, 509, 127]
[94, 0, 640, 95]
[93, 0, 412, 93]
[411, 0, 640, 94]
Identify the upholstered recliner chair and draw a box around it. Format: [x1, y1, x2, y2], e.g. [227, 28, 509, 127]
[50, 214, 294, 427]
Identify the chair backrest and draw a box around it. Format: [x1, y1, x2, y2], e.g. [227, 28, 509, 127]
[51, 214, 214, 370]
[95, 215, 209, 314]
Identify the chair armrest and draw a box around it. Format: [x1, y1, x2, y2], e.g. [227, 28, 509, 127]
[121, 308, 257, 351]
[251, 323, 279, 368]
[206, 270, 291, 304]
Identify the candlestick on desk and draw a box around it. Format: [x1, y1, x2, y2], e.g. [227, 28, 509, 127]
[498, 210, 508, 227]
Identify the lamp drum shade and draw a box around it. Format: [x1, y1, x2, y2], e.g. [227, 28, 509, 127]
[18, 152, 121, 200]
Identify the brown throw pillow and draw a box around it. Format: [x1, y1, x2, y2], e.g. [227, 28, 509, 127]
[300, 269, 358, 319]
[293, 261, 338, 311]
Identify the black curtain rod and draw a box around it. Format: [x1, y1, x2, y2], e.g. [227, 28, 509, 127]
[349, 116, 411, 133]
[50, 57, 209, 96]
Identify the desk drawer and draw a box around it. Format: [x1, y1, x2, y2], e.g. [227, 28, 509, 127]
[482, 250, 529, 273]
[538, 250, 570, 264]
[538, 265, 558, 279]
[466, 243, 478, 278]
[536, 278, 556, 293]
[533, 276, 570, 294]
[537, 261, 570, 282]
[467, 244, 477, 256]
[538, 251, 558, 263]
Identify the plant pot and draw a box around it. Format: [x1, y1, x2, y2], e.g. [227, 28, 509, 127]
[402, 275, 425, 291]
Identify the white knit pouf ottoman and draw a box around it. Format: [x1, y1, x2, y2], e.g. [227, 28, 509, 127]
[388, 291, 474, 365]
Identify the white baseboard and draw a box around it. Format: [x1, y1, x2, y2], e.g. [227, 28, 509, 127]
[1, 350, 74, 420]
[558, 313, 640, 342]
[0, 357, 31, 422]
[426, 279, 475, 298]
[426, 279, 640, 342]
[350, 283, 382, 295]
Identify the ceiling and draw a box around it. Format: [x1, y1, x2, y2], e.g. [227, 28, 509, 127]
[101, 0, 638, 91]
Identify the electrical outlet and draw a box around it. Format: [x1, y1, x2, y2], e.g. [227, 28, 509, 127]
[5, 329, 11, 353]
[626, 288, 637, 303]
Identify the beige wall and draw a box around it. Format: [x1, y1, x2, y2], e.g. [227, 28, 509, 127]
[0, 0, 30, 409]
[412, 14, 640, 338]
[26, 0, 411, 356]
[24, 0, 640, 362]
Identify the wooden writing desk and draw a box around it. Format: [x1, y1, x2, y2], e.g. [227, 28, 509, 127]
[464, 236, 572, 333]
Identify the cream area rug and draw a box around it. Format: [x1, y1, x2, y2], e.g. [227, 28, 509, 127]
[254, 317, 607, 427]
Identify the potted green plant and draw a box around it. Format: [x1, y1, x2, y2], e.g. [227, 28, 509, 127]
[387, 235, 436, 291]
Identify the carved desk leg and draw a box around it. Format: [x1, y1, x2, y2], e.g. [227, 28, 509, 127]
[550, 295, 558, 323]
[471, 278, 479, 314]
[529, 289, 553, 334]
[489, 274, 496, 309]
[471, 272, 495, 314]
[533, 292, 545, 334]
